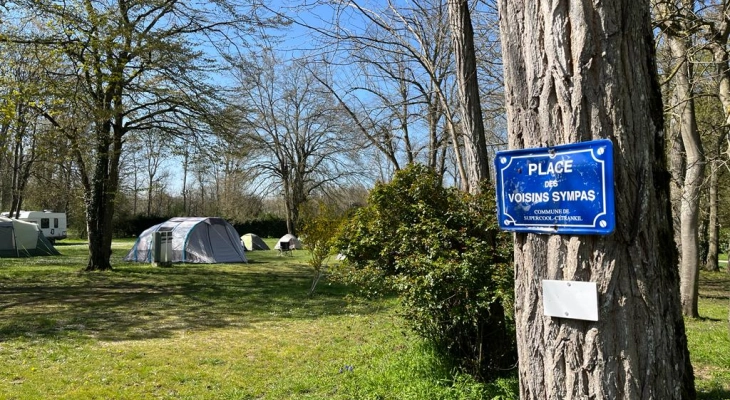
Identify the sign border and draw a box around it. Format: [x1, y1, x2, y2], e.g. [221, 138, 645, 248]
[495, 139, 615, 235]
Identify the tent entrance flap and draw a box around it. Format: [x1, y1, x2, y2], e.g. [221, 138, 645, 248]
[0, 225, 14, 250]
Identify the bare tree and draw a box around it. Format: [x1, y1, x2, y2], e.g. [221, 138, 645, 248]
[233, 53, 359, 235]
[207, 116, 259, 223]
[301, 0, 465, 181]
[132, 129, 169, 217]
[705, 142, 722, 271]
[499, 0, 695, 397]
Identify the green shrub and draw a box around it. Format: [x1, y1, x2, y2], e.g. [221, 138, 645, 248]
[719, 228, 730, 254]
[113, 214, 169, 238]
[231, 214, 288, 238]
[334, 164, 516, 381]
[300, 201, 345, 295]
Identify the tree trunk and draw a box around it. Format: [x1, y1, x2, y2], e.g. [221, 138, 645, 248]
[85, 132, 113, 271]
[705, 150, 720, 272]
[198, 169, 206, 216]
[132, 167, 139, 215]
[182, 148, 189, 216]
[448, 0, 490, 192]
[84, 120, 123, 271]
[147, 174, 153, 217]
[666, 31, 705, 318]
[669, 120, 686, 260]
[9, 120, 33, 217]
[0, 123, 9, 211]
[290, 169, 306, 237]
[281, 162, 295, 235]
[498, 0, 695, 398]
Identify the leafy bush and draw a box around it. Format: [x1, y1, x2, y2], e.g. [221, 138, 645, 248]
[334, 164, 516, 380]
[300, 201, 345, 295]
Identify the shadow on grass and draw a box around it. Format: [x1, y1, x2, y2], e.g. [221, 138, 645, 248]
[699, 272, 730, 299]
[0, 263, 385, 342]
[695, 316, 725, 322]
[697, 388, 730, 400]
[52, 241, 87, 247]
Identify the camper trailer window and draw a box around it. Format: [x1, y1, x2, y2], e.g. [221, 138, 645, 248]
[54, 218, 59, 228]
[41, 218, 49, 229]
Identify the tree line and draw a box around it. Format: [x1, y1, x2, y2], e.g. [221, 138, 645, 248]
[0, 0, 506, 269]
[0, 0, 728, 397]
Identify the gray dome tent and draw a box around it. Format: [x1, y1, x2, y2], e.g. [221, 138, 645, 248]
[124, 217, 247, 264]
[274, 233, 303, 250]
[0, 216, 60, 257]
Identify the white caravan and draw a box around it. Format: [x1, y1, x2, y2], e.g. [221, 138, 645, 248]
[1, 210, 67, 243]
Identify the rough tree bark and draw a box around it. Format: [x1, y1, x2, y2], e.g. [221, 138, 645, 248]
[448, 0, 490, 191]
[669, 127, 686, 260]
[498, 0, 695, 398]
[675, 49, 704, 317]
[82, 120, 123, 271]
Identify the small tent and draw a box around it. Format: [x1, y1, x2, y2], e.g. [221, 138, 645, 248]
[274, 233, 303, 250]
[0, 216, 60, 257]
[241, 233, 270, 251]
[124, 217, 247, 264]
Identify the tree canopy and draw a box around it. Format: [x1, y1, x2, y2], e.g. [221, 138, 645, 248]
[0, 0, 282, 269]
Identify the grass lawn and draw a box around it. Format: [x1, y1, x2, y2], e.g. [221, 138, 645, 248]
[0, 238, 514, 399]
[0, 239, 728, 399]
[687, 269, 730, 399]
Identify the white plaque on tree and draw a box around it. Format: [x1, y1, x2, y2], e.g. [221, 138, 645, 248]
[542, 280, 598, 321]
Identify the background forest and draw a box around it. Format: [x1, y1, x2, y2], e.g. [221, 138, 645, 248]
[0, 0, 504, 239]
[1, 1, 729, 264]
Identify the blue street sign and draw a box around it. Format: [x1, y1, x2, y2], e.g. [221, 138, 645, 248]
[495, 139, 615, 235]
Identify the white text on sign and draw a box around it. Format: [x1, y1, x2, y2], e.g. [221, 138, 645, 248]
[528, 160, 573, 175]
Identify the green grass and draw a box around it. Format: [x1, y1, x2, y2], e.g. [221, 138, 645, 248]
[687, 270, 730, 400]
[1, 240, 728, 399]
[0, 239, 515, 399]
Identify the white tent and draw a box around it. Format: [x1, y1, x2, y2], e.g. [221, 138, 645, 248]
[0, 216, 60, 257]
[241, 233, 270, 251]
[274, 233, 303, 250]
[124, 217, 247, 264]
